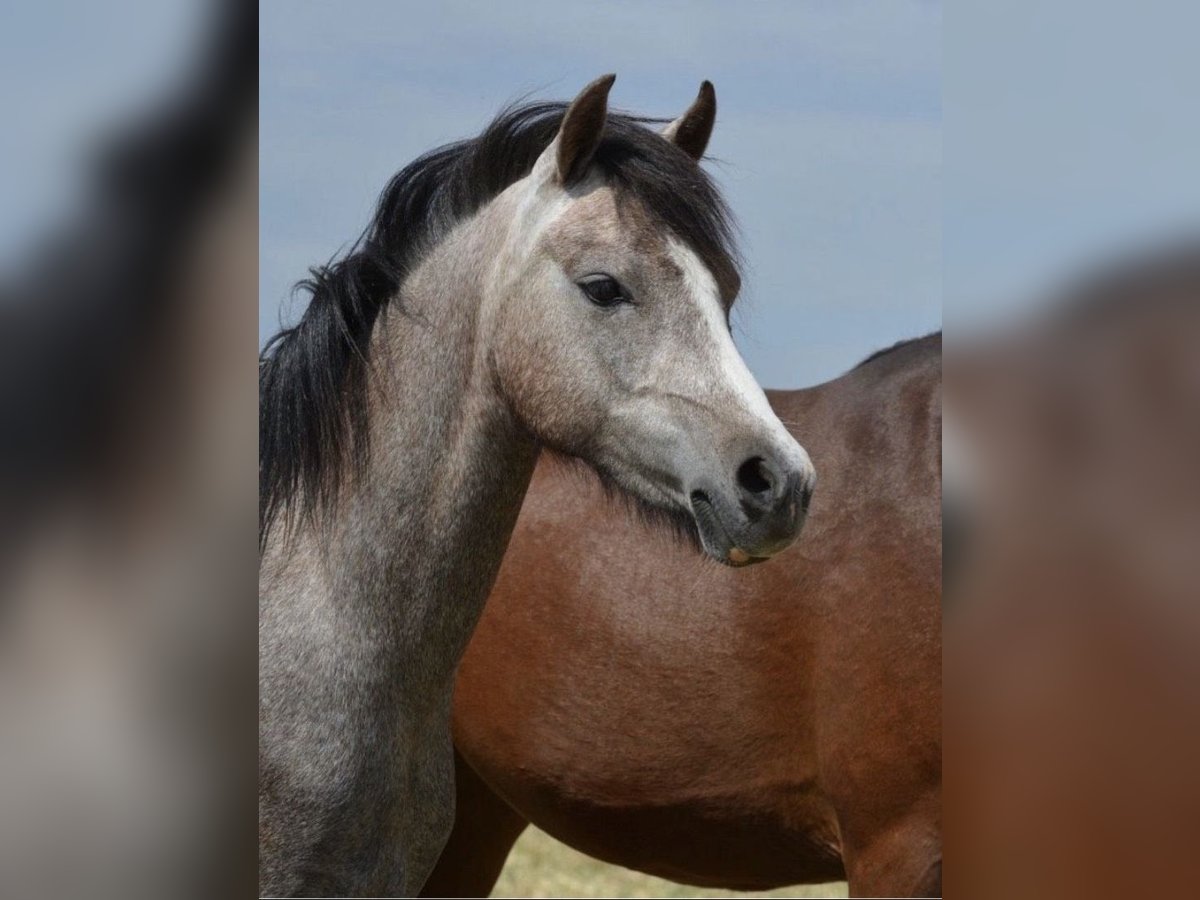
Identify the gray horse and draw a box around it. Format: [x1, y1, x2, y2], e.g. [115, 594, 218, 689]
[258, 75, 816, 896]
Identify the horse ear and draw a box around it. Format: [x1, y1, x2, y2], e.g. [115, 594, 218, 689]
[662, 81, 716, 161]
[552, 73, 616, 186]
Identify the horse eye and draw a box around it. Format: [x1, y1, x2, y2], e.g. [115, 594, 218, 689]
[578, 275, 628, 308]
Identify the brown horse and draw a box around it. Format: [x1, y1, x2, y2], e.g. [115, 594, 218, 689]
[423, 333, 942, 898]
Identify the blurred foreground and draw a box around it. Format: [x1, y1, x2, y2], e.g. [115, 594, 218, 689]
[945, 244, 1200, 899]
[0, 2, 256, 898]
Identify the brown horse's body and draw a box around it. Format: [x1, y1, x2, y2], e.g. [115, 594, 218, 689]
[423, 334, 942, 898]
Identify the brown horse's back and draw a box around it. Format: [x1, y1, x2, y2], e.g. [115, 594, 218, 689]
[428, 334, 942, 897]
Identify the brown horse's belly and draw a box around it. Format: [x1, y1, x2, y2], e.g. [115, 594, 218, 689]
[459, 742, 845, 889]
[451, 509, 845, 887]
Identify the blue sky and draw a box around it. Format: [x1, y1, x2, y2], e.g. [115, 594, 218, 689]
[6, 2, 1195, 384]
[0, 0, 202, 270]
[945, 2, 1200, 329]
[259, 1, 942, 388]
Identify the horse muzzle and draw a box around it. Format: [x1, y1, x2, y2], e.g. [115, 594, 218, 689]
[688, 449, 815, 566]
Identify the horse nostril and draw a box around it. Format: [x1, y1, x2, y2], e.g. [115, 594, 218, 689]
[736, 456, 775, 499]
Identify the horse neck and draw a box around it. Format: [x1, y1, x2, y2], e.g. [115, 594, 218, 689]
[278, 206, 538, 692]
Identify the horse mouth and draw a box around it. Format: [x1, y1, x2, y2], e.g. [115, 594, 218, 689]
[689, 490, 768, 567]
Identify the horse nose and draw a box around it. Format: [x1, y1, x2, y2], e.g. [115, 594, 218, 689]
[735, 454, 813, 521]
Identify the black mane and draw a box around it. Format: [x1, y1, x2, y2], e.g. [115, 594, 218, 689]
[260, 101, 741, 544]
[853, 331, 942, 370]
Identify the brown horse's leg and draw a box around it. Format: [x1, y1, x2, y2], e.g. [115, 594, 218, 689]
[843, 835, 941, 898]
[419, 749, 528, 898]
[840, 803, 942, 898]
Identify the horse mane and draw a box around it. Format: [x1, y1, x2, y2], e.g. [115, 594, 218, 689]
[259, 100, 741, 546]
[853, 331, 942, 371]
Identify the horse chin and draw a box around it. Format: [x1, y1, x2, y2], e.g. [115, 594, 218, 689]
[543, 450, 709, 555]
[689, 490, 769, 568]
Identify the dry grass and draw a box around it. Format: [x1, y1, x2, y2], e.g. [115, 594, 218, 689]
[491, 827, 848, 899]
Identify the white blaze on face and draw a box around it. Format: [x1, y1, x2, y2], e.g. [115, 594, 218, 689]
[666, 237, 810, 472]
[506, 179, 574, 261]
